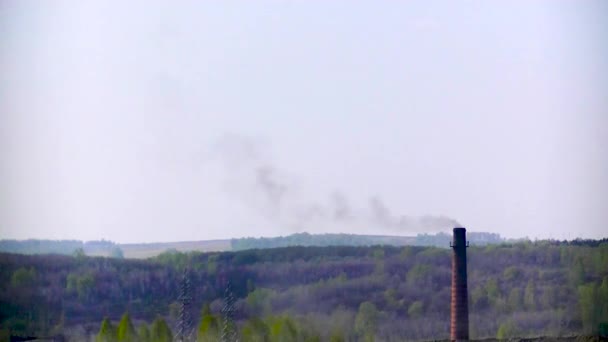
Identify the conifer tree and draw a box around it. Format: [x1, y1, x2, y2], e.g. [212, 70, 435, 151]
[579, 282, 601, 334]
[524, 280, 536, 311]
[355, 301, 378, 341]
[96, 317, 117, 342]
[138, 323, 151, 342]
[151, 316, 173, 342]
[198, 303, 220, 342]
[117, 312, 137, 342]
[241, 317, 269, 342]
[268, 315, 297, 342]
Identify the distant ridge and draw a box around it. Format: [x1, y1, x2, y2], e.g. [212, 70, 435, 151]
[0, 231, 508, 258]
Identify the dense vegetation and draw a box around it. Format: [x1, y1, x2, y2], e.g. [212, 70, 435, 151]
[1, 240, 607, 340]
[231, 231, 505, 250]
[0, 232, 505, 258]
[230, 232, 414, 250]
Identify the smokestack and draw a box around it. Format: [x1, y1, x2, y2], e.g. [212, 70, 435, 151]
[450, 227, 469, 341]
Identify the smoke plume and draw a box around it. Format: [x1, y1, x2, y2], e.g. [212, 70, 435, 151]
[209, 134, 460, 234]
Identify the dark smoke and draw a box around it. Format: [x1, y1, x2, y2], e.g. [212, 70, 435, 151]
[331, 191, 352, 221]
[369, 196, 395, 228]
[369, 197, 461, 232]
[211, 134, 460, 234]
[255, 166, 287, 208]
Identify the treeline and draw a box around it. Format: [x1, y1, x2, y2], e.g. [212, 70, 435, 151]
[414, 231, 504, 247]
[0, 239, 124, 258]
[95, 312, 172, 342]
[230, 232, 414, 251]
[231, 231, 505, 251]
[3, 234, 605, 261]
[1, 241, 608, 340]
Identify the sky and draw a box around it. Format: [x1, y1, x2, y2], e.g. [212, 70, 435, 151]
[1, 1, 606, 243]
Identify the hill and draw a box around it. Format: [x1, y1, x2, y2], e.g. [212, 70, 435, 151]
[0, 231, 505, 258]
[1, 240, 607, 341]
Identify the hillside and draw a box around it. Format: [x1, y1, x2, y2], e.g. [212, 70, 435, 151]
[0, 231, 505, 259]
[1, 240, 607, 341]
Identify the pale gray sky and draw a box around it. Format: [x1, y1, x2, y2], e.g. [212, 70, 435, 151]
[1, 1, 606, 243]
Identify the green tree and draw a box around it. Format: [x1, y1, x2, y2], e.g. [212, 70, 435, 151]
[138, 324, 151, 342]
[66, 273, 78, 293]
[0, 329, 9, 342]
[496, 320, 518, 339]
[11, 267, 36, 287]
[485, 277, 501, 304]
[73, 247, 86, 259]
[407, 300, 424, 318]
[168, 301, 180, 321]
[329, 330, 345, 342]
[207, 254, 218, 275]
[246, 288, 275, 316]
[372, 248, 385, 275]
[507, 288, 523, 312]
[579, 282, 600, 334]
[150, 317, 172, 342]
[76, 273, 95, 301]
[268, 315, 298, 342]
[524, 280, 536, 311]
[383, 288, 399, 309]
[471, 285, 488, 310]
[50, 311, 65, 337]
[111, 247, 125, 259]
[241, 316, 269, 342]
[540, 285, 556, 310]
[570, 257, 586, 287]
[96, 317, 117, 342]
[117, 312, 137, 341]
[406, 264, 431, 287]
[503, 266, 522, 282]
[197, 303, 219, 342]
[599, 277, 608, 323]
[355, 301, 378, 341]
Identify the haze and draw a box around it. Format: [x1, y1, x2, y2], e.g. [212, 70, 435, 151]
[1, 1, 606, 243]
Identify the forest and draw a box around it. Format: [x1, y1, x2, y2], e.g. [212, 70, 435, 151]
[230, 231, 505, 250]
[0, 231, 506, 258]
[1, 239, 607, 341]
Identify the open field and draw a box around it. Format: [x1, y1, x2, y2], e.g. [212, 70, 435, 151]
[119, 239, 232, 258]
